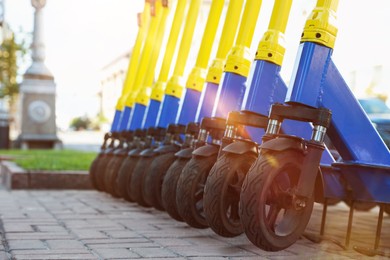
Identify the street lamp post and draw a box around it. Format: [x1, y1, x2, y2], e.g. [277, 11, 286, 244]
[17, 0, 61, 149]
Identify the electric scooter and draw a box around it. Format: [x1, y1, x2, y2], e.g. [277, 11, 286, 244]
[104, 0, 187, 198]
[240, 0, 390, 253]
[175, 0, 263, 228]
[159, 0, 245, 221]
[89, 1, 152, 191]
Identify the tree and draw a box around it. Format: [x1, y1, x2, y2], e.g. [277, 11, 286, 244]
[0, 31, 26, 106]
[70, 116, 92, 131]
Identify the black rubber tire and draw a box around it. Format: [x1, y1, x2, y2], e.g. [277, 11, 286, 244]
[129, 156, 155, 207]
[162, 158, 190, 221]
[143, 152, 177, 211]
[204, 153, 256, 237]
[89, 153, 102, 190]
[344, 200, 377, 211]
[176, 154, 218, 229]
[116, 155, 140, 202]
[94, 154, 113, 191]
[104, 155, 126, 198]
[240, 150, 315, 251]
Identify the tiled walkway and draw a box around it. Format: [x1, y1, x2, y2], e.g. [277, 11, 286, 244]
[0, 189, 389, 259]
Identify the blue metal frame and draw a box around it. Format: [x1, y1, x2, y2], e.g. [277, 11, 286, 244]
[287, 42, 390, 165]
[177, 88, 202, 125]
[111, 109, 123, 132]
[276, 41, 390, 202]
[118, 106, 132, 131]
[142, 99, 161, 129]
[212, 72, 247, 118]
[242, 59, 334, 164]
[128, 103, 147, 131]
[157, 94, 181, 128]
[196, 82, 219, 122]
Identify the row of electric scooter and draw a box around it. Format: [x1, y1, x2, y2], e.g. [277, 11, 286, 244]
[89, 0, 390, 254]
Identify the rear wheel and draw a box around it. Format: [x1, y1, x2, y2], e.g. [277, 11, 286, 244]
[129, 156, 154, 207]
[176, 154, 218, 228]
[143, 152, 177, 211]
[204, 153, 256, 237]
[240, 150, 314, 251]
[162, 158, 190, 221]
[116, 155, 140, 202]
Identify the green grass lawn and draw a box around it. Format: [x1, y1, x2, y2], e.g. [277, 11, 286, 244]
[0, 149, 97, 171]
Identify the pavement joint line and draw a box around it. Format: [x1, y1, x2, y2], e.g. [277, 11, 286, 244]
[0, 217, 12, 260]
[26, 191, 104, 260]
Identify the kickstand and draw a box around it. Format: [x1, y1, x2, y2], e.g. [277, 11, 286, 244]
[302, 198, 347, 250]
[353, 204, 389, 257]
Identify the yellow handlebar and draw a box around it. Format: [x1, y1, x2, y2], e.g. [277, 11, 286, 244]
[151, 0, 188, 102]
[215, 0, 244, 60]
[301, 0, 339, 49]
[158, 0, 187, 83]
[143, 3, 170, 89]
[136, 1, 171, 106]
[115, 2, 151, 111]
[186, 0, 225, 92]
[224, 0, 262, 77]
[195, 0, 225, 69]
[256, 0, 292, 65]
[173, 0, 202, 76]
[165, 0, 202, 99]
[124, 0, 163, 108]
[206, 0, 244, 84]
[236, 0, 262, 48]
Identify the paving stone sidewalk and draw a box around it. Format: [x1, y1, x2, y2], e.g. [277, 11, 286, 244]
[0, 188, 389, 259]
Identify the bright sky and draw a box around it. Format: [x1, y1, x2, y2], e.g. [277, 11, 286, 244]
[4, 0, 390, 129]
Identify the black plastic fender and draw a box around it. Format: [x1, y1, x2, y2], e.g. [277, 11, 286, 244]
[260, 136, 305, 153]
[154, 144, 180, 155]
[192, 144, 219, 157]
[222, 140, 258, 155]
[128, 148, 143, 157]
[139, 148, 157, 157]
[175, 147, 194, 159]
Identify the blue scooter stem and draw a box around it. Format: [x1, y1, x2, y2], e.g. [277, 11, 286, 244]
[242, 58, 335, 165]
[196, 82, 219, 121]
[128, 103, 147, 131]
[212, 73, 248, 118]
[287, 42, 390, 165]
[156, 95, 181, 128]
[118, 106, 132, 131]
[177, 89, 202, 125]
[111, 110, 123, 132]
[142, 99, 161, 128]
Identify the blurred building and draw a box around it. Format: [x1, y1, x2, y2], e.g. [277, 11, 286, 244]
[99, 51, 129, 121]
[349, 65, 390, 102]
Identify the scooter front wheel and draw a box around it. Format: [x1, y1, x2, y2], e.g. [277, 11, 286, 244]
[176, 155, 218, 229]
[104, 156, 125, 197]
[162, 158, 190, 221]
[204, 153, 256, 237]
[116, 156, 139, 202]
[129, 156, 155, 207]
[94, 155, 112, 191]
[143, 152, 177, 211]
[240, 150, 314, 251]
